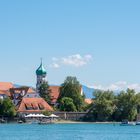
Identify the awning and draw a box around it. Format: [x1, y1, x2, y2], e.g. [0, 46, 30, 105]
[25, 114, 49, 118]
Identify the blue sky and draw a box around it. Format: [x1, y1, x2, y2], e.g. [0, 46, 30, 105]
[0, 0, 140, 90]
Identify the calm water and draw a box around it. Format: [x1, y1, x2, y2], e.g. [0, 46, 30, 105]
[0, 123, 140, 140]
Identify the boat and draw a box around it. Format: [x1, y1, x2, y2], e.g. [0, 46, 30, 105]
[120, 120, 136, 126]
[136, 121, 140, 125]
[18, 120, 24, 124]
[0, 119, 6, 123]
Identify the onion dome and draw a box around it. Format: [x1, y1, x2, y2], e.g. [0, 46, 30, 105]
[36, 61, 47, 76]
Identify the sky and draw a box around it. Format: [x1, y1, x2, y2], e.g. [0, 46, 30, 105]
[0, 0, 140, 91]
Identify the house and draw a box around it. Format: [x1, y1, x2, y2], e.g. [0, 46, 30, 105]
[9, 86, 53, 115]
[0, 82, 53, 115]
[0, 82, 14, 99]
[0, 82, 14, 91]
[49, 86, 60, 105]
[17, 97, 53, 116]
[0, 90, 10, 99]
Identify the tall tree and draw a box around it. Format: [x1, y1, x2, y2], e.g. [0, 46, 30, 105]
[0, 98, 16, 117]
[136, 93, 140, 114]
[58, 76, 85, 111]
[38, 82, 51, 104]
[114, 89, 138, 121]
[86, 90, 116, 121]
[59, 97, 77, 112]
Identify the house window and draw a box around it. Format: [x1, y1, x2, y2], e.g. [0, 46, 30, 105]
[25, 103, 33, 110]
[38, 103, 45, 110]
[31, 103, 38, 110]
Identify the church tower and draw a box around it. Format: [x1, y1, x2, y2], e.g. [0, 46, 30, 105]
[36, 60, 47, 92]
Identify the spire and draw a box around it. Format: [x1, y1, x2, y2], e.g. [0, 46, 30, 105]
[36, 59, 47, 76]
[40, 57, 42, 65]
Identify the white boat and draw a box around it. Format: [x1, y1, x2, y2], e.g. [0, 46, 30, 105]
[120, 120, 136, 126]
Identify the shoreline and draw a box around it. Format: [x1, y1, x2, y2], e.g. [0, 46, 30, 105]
[56, 120, 120, 124]
[0, 120, 121, 124]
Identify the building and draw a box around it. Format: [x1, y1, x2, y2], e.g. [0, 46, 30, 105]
[36, 60, 47, 92]
[0, 61, 92, 116]
[0, 82, 14, 99]
[18, 97, 53, 116]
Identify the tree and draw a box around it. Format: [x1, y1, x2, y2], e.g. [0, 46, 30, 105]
[59, 97, 77, 112]
[114, 89, 138, 121]
[38, 82, 51, 104]
[58, 76, 85, 111]
[42, 110, 52, 116]
[86, 90, 116, 121]
[84, 88, 140, 122]
[136, 93, 140, 114]
[0, 98, 16, 117]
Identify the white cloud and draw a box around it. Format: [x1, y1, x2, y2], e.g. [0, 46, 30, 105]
[90, 81, 140, 92]
[50, 63, 60, 68]
[128, 84, 140, 92]
[50, 54, 93, 68]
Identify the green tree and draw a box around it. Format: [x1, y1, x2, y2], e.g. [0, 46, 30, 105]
[42, 110, 52, 116]
[136, 93, 140, 114]
[114, 89, 138, 121]
[86, 90, 116, 121]
[0, 98, 16, 117]
[38, 82, 51, 104]
[59, 97, 77, 112]
[58, 76, 85, 111]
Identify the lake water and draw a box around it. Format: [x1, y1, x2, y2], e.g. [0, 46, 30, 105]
[0, 123, 140, 140]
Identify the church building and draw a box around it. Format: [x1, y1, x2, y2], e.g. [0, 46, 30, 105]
[17, 61, 54, 116]
[36, 60, 47, 92]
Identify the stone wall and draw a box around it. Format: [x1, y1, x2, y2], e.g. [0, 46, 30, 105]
[137, 114, 140, 121]
[54, 112, 87, 120]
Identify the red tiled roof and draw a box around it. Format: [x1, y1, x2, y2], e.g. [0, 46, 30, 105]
[49, 86, 60, 104]
[18, 97, 53, 113]
[0, 82, 14, 91]
[49, 86, 83, 104]
[85, 98, 93, 104]
[0, 90, 11, 96]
